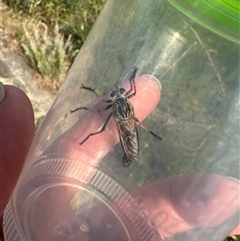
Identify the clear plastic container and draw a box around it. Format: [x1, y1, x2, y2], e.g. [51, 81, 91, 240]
[3, 0, 239, 240]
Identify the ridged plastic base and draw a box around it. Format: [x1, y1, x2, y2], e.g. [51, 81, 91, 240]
[3, 157, 161, 241]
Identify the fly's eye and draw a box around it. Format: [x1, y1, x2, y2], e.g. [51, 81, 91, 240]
[120, 88, 125, 94]
[110, 90, 118, 97]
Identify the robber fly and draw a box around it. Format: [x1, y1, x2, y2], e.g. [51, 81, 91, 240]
[70, 67, 164, 166]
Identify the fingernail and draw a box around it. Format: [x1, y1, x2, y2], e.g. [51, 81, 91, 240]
[227, 176, 240, 182]
[143, 74, 162, 91]
[0, 82, 5, 102]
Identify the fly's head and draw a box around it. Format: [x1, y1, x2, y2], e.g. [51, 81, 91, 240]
[110, 85, 126, 100]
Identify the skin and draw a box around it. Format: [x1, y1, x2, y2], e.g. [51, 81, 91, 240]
[0, 81, 239, 240]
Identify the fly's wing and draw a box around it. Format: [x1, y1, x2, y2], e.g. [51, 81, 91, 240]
[114, 117, 139, 163]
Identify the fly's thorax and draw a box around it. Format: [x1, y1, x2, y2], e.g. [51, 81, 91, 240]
[112, 97, 133, 120]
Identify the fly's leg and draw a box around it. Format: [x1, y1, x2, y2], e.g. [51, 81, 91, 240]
[134, 117, 165, 141]
[81, 84, 112, 103]
[70, 104, 112, 114]
[126, 66, 138, 98]
[123, 156, 131, 167]
[79, 112, 113, 145]
[70, 106, 99, 114]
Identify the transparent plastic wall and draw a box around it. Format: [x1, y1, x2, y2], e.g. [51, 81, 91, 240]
[4, 0, 239, 241]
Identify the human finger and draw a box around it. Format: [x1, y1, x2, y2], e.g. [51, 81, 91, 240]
[0, 84, 35, 240]
[132, 173, 240, 239]
[43, 75, 162, 164]
[0, 84, 35, 214]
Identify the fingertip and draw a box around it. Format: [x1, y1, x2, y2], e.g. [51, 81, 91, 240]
[142, 74, 162, 92]
[3, 85, 35, 138]
[128, 74, 162, 121]
[4, 84, 35, 145]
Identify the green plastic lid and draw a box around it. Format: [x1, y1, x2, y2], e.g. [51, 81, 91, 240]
[167, 0, 240, 43]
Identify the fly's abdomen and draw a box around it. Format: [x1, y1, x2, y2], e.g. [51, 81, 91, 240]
[123, 135, 138, 163]
[117, 119, 139, 165]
